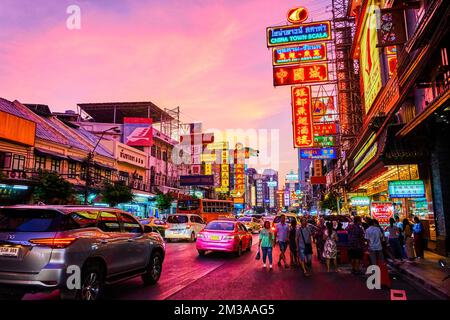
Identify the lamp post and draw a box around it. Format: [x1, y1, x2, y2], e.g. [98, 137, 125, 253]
[84, 126, 120, 205]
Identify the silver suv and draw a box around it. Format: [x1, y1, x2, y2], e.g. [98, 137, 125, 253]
[0, 205, 165, 300]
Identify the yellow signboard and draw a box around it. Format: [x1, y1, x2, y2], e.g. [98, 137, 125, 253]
[360, 0, 382, 114]
[204, 163, 212, 175]
[201, 153, 216, 163]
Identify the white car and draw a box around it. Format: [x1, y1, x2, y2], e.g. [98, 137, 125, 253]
[165, 214, 206, 242]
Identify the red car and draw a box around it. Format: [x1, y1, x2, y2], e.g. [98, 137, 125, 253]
[196, 220, 253, 257]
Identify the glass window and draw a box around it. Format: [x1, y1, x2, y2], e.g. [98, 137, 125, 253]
[0, 152, 12, 169]
[167, 215, 188, 224]
[12, 155, 25, 171]
[156, 147, 161, 160]
[68, 162, 77, 179]
[0, 209, 62, 232]
[119, 213, 142, 233]
[205, 221, 235, 231]
[177, 200, 200, 211]
[190, 215, 197, 223]
[67, 210, 99, 229]
[80, 164, 86, 180]
[98, 211, 121, 232]
[94, 167, 101, 182]
[50, 158, 61, 172]
[162, 151, 167, 161]
[151, 145, 157, 157]
[105, 170, 111, 182]
[34, 155, 46, 170]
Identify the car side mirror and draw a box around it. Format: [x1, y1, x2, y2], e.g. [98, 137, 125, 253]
[143, 225, 153, 233]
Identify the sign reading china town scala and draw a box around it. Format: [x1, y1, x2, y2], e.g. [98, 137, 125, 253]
[266, 20, 332, 47]
[291, 86, 314, 148]
[274, 63, 328, 86]
[272, 43, 327, 66]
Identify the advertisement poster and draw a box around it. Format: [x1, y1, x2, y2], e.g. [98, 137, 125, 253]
[370, 201, 394, 227]
[123, 117, 153, 146]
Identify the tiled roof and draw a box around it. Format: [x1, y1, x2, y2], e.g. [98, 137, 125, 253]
[0, 98, 113, 158]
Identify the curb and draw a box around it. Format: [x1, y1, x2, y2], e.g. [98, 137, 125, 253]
[388, 262, 449, 300]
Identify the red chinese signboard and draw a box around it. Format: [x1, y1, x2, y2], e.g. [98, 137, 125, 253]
[291, 86, 314, 148]
[272, 43, 327, 66]
[273, 63, 328, 86]
[371, 201, 394, 227]
[313, 123, 337, 136]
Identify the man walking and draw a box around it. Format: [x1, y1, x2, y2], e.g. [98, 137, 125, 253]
[347, 216, 365, 274]
[276, 214, 289, 268]
[296, 217, 314, 276]
[365, 218, 384, 265]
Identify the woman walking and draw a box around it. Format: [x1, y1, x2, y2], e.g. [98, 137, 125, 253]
[413, 217, 425, 259]
[386, 218, 402, 261]
[288, 219, 299, 267]
[403, 218, 415, 261]
[259, 221, 275, 270]
[323, 222, 339, 272]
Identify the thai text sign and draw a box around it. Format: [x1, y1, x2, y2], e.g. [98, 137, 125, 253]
[274, 63, 328, 86]
[267, 20, 332, 47]
[299, 148, 336, 159]
[371, 201, 394, 227]
[388, 180, 425, 198]
[272, 43, 327, 66]
[291, 86, 314, 148]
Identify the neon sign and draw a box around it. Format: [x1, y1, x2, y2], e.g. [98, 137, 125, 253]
[313, 123, 338, 136]
[267, 20, 332, 47]
[388, 180, 426, 198]
[299, 148, 337, 159]
[313, 135, 335, 147]
[287, 7, 308, 24]
[291, 86, 314, 148]
[273, 63, 328, 86]
[272, 43, 327, 66]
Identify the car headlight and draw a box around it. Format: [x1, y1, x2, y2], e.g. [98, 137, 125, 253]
[197, 233, 205, 238]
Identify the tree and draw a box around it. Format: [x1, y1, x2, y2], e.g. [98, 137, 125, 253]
[320, 191, 338, 212]
[154, 189, 175, 214]
[33, 171, 77, 205]
[100, 181, 134, 207]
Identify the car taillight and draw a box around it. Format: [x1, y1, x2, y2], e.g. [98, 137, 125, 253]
[186, 224, 192, 229]
[29, 237, 77, 248]
[223, 235, 235, 241]
[164, 224, 169, 229]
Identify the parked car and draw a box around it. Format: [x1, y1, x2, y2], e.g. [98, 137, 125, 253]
[196, 220, 253, 257]
[164, 214, 206, 242]
[0, 205, 165, 300]
[140, 217, 168, 237]
[237, 217, 261, 233]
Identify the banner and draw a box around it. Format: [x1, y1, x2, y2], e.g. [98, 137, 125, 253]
[123, 117, 153, 146]
[272, 43, 327, 66]
[267, 20, 332, 47]
[274, 63, 328, 86]
[291, 86, 314, 148]
[371, 201, 394, 227]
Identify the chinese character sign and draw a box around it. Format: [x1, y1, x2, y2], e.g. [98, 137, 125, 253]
[274, 63, 328, 86]
[299, 147, 336, 159]
[313, 123, 338, 136]
[272, 43, 327, 66]
[291, 86, 314, 148]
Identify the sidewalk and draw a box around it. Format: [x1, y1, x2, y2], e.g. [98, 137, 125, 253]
[388, 251, 450, 299]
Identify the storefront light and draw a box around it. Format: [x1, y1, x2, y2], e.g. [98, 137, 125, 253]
[12, 185, 28, 190]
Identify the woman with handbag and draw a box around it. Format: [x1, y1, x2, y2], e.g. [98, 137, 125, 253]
[258, 221, 275, 270]
[323, 222, 339, 272]
[296, 217, 314, 276]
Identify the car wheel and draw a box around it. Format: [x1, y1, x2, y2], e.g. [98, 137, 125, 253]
[235, 242, 243, 257]
[61, 263, 104, 301]
[247, 239, 252, 252]
[198, 250, 206, 256]
[142, 252, 163, 286]
[190, 232, 196, 242]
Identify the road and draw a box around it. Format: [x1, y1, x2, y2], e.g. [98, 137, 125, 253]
[24, 235, 436, 300]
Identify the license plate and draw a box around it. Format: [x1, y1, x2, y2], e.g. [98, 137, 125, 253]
[0, 246, 19, 257]
[210, 235, 220, 241]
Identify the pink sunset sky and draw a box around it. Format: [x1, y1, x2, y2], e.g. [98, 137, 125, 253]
[0, 0, 331, 181]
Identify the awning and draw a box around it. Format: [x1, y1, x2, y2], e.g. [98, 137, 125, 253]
[34, 148, 67, 160]
[94, 161, 117, 171]
[68, 155, 86, 163]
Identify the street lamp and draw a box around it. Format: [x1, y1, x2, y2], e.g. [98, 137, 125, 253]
[84, 126, 120, 205]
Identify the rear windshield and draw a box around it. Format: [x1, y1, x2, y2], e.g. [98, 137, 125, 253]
[0, 209, 62, 232]
[273, 216, 296, 224]
[238, 217, 252, 222]
[205, 221, 235, 231]
[168, 215, 188, 224]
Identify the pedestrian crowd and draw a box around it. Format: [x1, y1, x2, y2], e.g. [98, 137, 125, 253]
[257, 213, 427, 276]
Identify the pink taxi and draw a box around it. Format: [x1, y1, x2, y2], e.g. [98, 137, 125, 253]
[196, 220, 253, 257]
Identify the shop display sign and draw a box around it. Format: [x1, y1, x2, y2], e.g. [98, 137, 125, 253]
[272, 43, 327, 66]
[313, 135, 335, 147]
[299, 147, 336, 159]
[291, 86, 314, 147]
[313, 123, 338, 135]
[267, 20, 332, 47]
[274, 63, 328, 86]
[388, 180, 426, 198]
[370, 201, 394, 227]
[350, 196, 371, 206]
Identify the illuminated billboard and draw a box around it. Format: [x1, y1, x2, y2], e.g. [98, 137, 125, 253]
[299, 148, 336, 159]
[313, 135, 335, 147]
[360, 0, 382, 114]
[267, 20, 332, 47]
[312, 96, 338, 122]
[272, 43, 327, 66]
[287, 7, 308, 24]
[313, 123, 338, 136]
[371, 201, 394, 227]
[291, 86, 314, 148]
[388, 180, 426, 198]
[123, 117, 153, 146]
[274, 63, 328, 86]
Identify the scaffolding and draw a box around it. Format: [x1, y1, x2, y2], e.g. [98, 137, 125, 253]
[163, 106, 181, 141]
